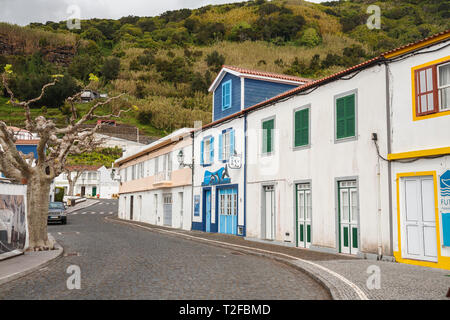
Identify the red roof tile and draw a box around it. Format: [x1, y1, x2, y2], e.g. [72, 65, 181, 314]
[223, 65, 312, 83]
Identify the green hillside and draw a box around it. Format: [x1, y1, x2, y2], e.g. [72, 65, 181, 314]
[0, 0, 448, 137]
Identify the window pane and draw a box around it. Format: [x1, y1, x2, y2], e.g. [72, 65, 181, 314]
[421, 95, 427, 113]
[439, 63, 450, 86]
[427, 93, 434, 112]
[426, 68, 434, 92]
[420, 70, 426, 93]
[440, 87, 450, 111]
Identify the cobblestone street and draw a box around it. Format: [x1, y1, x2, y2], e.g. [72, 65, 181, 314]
[0, 200, 330, 300]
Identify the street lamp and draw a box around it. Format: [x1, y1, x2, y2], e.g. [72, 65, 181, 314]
[177, 150, 193, 169]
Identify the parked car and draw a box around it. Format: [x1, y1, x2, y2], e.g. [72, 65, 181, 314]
[48, 202, 67, 225]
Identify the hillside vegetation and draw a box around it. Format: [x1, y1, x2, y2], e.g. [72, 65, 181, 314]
[0, 0, 448, 137]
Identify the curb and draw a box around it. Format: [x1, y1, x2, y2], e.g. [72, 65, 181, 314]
[0, 250, 24, 262]
[106, 217, 367, 300]
[66, 200, 100, 214]
[0, 233, 64, 286]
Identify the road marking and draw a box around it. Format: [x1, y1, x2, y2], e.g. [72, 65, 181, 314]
[72, 212, 79, 215]
[91, 212, 96, 215]
[81, 212, 87, 215]
[99, 212, 104, 215]
[107, 217, 369, 301]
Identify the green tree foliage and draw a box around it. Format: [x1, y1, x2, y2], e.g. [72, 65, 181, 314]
[81, 27, 106, 42]
[299, 28, 322, 47]
[66, 147, 123, 168]
[101, 57, 121, 82]
[205, 51, 225, 73]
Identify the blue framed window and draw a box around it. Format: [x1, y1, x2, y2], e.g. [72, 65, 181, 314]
[222, 80, 232, 110]
[218, 128, 235, 162]
[200, 136, 214, 166]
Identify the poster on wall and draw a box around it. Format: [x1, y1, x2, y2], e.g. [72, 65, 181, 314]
[0, 194, 27, 254]
[440, 170, 450, 247]
[194, 195, 200, 217]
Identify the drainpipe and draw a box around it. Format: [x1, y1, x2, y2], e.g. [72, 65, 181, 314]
[384, 61, 394, 257]
[244, 113, 248, 237]
[191, 131, 195, 232]
[377, 157, 383, 259]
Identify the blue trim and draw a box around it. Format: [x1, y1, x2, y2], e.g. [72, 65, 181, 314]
[222, 80, 232, 110]
[216, 184, 240, 236]
[202, 187, 212, 233]
[201, 135, 213, 167]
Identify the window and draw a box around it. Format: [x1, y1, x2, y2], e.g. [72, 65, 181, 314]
[438, 62, 450, 111]
[415, 61, 450, 116]
[262, 118, 274, 154]
[222, 80, 232, 110]
[336, 93, 356, 140]
[294, 107, 310, 148]
[131, 164, 136, 180]
[219, 129, 235, 162]
[154, 157, 159, 175]
[201, 136, 214, 166]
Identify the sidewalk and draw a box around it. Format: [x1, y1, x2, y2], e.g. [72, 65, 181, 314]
[65, 199, 99, 214]
[107, 217, 450, 300]
[0, 234, 63, 286]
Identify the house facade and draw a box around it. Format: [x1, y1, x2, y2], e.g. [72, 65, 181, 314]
[245, 61, 391, 258]
[386, 34, 450, 269]
[192, 66, 309, 236]
[116, 129, 193, 230]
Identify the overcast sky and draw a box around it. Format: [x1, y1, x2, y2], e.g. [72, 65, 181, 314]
[0, 0, 330, 26]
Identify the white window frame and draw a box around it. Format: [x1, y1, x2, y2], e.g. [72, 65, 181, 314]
[222, 130, 231, 161]
[438, 62, 450, 112]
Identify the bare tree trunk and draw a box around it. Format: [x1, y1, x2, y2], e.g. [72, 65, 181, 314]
[68, 182, 75, 197]
[26, 174, 52, 251]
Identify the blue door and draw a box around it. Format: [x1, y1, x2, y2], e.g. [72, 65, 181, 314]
[218, 187, 238, 235]
[205, 190, 211, 232]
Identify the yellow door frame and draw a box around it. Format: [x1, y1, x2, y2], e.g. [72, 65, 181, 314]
[394, 171, 450, 270]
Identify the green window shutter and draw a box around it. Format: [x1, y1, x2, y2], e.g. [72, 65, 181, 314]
[295, 108, 309, 147]
[336, 94, 355, 139]
[336, 97, 346, 139]
[345, 95, 355, 137]
[262, 119, 274, 153]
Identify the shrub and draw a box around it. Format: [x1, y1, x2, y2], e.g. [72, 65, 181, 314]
[205, 51, 225, 72]
[137, 109, 152, 124]
[101, 57, 121, 82]
[299, 28, 322, 47]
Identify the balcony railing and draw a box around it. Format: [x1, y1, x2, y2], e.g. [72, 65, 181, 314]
[154, 171, 172, 183]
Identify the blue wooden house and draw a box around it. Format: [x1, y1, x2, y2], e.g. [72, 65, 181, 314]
[209, 65, 310, 122]
[191, 66, 310, 236]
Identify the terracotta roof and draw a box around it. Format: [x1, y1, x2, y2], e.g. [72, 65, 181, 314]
[223, 65, 312, 83]
[65, 165, 102, 172]
[15, 139, 40, 145]
[381, 29, 450, 58]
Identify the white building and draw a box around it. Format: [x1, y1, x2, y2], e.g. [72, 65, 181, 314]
[116, 128, 193, 230]
[386, 32, 450, 270]
[245, 60, 391, 258]
[54, 165, 120, 199]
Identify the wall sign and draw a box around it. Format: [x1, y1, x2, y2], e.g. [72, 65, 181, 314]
[194, 195, 200, 217]
[202, 166, 231, 186]
[228, 155, 242, 169]
[440, 170, 450, 246]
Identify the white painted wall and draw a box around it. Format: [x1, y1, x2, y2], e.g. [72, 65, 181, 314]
[246, 63, 392, 256]
[389, 42, 450, 261]
[389, 42, 449, 153]
[118, 185, 192, 231]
